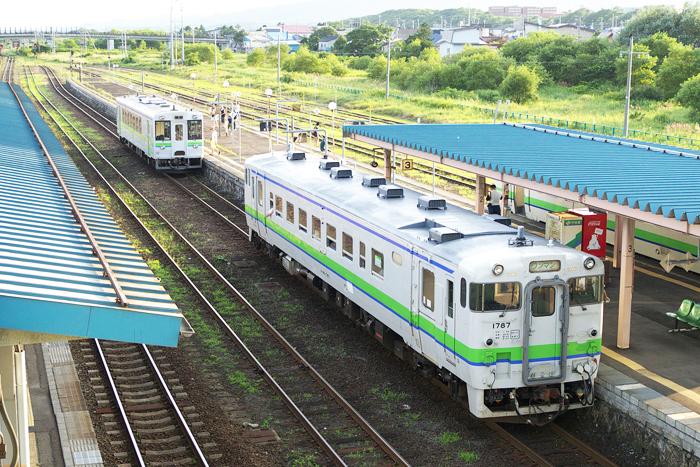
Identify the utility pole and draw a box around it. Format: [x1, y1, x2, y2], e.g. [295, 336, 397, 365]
[385, 30, 395, 99]
[620, 36, 647, 138]
[180, 3, 185, 65]
[169, 2, 175, 70]
[214, 30, 218, 83]
[277, 23, 283, 94]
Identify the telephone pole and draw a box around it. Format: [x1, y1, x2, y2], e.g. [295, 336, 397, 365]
[620, 36, 647, 138]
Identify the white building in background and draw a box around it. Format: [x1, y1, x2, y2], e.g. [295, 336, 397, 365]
[434, 27, 490, 57]
[317, 35, 338, 52]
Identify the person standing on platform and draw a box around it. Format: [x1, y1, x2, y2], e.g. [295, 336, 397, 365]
[226, 113, 233, 136]
[486, 184, 502, 215]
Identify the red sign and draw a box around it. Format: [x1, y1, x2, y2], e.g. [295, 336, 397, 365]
[569, 209, 607, 258]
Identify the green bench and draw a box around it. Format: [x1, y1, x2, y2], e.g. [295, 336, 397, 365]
[666, 299, 700, 333]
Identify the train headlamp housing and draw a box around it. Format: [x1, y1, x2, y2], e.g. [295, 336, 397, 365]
[583, 257, 596, 270]
[492, 264, 504, 276]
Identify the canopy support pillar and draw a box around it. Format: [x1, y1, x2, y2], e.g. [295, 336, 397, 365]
[617, 216, 635, 349]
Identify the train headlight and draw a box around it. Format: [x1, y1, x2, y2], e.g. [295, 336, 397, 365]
[492, 264, 504, 276]
[583, 257, 596, 270]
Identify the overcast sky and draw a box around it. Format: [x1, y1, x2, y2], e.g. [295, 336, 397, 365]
[2, 0, 689, 30]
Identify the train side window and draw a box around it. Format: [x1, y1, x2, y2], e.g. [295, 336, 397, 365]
[342, 233, 353, 261]
[257, 181, 263, 207]
[326, 224, 337, 250]
[311, 216, 321, 241]
[371, 249, 384, 278]
[422, 268, 435, 311]
[286, 201, 295, 224]
[359, 242, 366, 268]
[155, 120, 171, 141]
[298, 209, 308, 233]
[460, 278, 467, 308]
[269, 192, 273, 209]
[187, 120, 202, 140]
[275, 196, 283, 217]
[447, 280, 454, 318]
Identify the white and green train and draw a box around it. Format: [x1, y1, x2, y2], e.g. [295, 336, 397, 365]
[508, 187, 700, 273]
[116, 95, 203, 170]
[245, 151, 604, 421]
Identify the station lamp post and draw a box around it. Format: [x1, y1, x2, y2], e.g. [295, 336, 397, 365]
[234, 91, 242, 161]
[328, 101, 337, 150]
[265, 88, 273, 121]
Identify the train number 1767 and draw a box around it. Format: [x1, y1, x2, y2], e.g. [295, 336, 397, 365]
[492, 322, 511, 329]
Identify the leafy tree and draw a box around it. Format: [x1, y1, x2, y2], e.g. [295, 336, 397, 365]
[641, 32, 682, 68]
[568, 38, 618, 84]
[615, 43, 657, 86]
[676, 73, 700, 116]
[221, 48, 234, 60]
[453, 49, 509, 90]
[676, 4, 700, 46]
[656, 46, 700, 97]
[343, 24, 392, 56]
[246, 48, 265, 66]
[619, 6, 678, 42]
[398, 23, 434, 58]
[231, 28, 247, 51]
[283, 45, 325, 73]
[304, 26, 338, 51]
[332, 35, 347, 54]
[185, 43, 216, 63]
[265, 43, 290, 65]
[499, 65, 540, 103]
[138, 40, 147, 50]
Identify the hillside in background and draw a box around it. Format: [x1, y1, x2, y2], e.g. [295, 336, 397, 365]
[335, 6, 639, 31]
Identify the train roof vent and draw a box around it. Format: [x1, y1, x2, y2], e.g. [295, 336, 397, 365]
[428, 227, 463, 244]
[377, 184, 404, 199]
[287, 151, 306, 161]
[362, 175, 386, 187]
[319, 160, 340, 170]
[417, 195, 447, 210]
[482, 214, 512, 226]
[330, 167, 353, 179]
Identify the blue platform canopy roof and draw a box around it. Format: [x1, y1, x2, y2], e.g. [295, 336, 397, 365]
[344, 123, 700, 232]
[0, 84, 184, 347]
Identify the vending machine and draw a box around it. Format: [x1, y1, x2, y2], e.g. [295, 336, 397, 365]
[545, 212, 582, 248]
[569, 208, 607, 259]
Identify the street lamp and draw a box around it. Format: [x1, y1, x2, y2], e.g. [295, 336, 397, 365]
[328, 101, 337, 151]
[385, 30, 398, 100]
[277, 22, 284, 95]
[233, 91, 242, 161]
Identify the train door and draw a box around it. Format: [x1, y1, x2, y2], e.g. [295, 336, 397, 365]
[411, 252, 441, 364]
[444, 279, 456, 365]
[522, 279, 569, 386]
[252, 175, 266, 235]
[173, 120, 186, 158]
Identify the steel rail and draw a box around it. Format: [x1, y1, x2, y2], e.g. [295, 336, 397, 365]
[549, 423, 618, 467]
[93, 339, 146, 466]
[141, 343, 210, 466]
[27, 67, 374, 467]
[9, 65, 128, 307]
[39, 66, 409, 466]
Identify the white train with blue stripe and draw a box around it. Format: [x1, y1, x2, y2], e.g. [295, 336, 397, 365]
[244, 151, 604, 420]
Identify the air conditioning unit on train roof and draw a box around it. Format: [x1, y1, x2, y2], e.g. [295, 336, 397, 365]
[330, 167, 353, 179]
[428, 226, 463, 244]
[377, 184, 404, 199]
[417, 195, 447, 210]
[319, 160, 340, 170]
[362, 175, 386, 187]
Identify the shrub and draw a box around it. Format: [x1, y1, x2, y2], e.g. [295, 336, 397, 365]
[499, 65, 540, 103]
[349, 55, 373, 70]
[246, 48, 265, 66]
[475, 89, 501, 103]
[221, 48, 234, 60]
[676, 74, 700, 116]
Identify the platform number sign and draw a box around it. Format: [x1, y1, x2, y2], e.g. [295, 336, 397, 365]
[402, 159, 413, 171]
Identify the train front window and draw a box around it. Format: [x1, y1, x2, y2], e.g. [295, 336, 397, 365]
[175, 124, 184, 141]
[469, 282, 521, 312]
[155, 121, 171, 141]
[531, 286, 556, 317]
[187, 120, 202, 140]
[568, 276, 603, 306]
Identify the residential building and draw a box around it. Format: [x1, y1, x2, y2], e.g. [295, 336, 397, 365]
[524, 22, 596, 40]
[434, 27, 490, 57]
[317, 35, 338, 52]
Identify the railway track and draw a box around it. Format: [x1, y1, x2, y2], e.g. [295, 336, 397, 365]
[33, 65, 409, 466]
[8, 61, 213, 467]
[86, 340, 212, 466]
[36, 65, 619, 467]
[2, 56, 14, 83]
